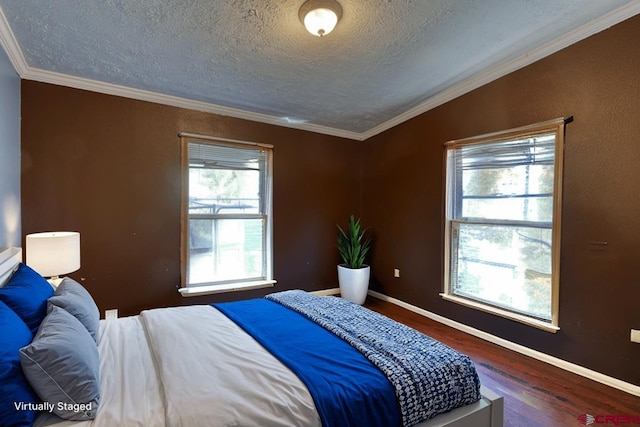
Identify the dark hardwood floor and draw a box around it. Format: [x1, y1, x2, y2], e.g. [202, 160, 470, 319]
[364, 297, 640, 427]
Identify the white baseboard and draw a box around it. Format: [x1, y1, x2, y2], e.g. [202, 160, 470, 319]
[367, 290, 640, 397]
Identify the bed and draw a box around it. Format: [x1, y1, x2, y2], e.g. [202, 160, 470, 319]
[0, 246, 503, 427]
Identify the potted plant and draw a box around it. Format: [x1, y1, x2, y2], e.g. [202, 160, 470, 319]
[337, 214, 371, 304]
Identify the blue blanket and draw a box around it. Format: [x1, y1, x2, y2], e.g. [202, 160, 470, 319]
[266, 290, 481, 426]
[214, 298, 401, 427]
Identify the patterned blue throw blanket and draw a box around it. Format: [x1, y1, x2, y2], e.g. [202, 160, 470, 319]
[266, 290, 481, 426]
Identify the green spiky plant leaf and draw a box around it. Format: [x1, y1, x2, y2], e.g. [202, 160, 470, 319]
[337, 214, 371, 269]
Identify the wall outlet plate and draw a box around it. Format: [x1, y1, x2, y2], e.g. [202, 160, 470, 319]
[105, 309, 118, 320]
[631, 329, 640, 343]
[394, 268, 400, 278]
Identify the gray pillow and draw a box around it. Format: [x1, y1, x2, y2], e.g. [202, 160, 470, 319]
[48, 277, 100, 342]
[19, 305, 100, 421]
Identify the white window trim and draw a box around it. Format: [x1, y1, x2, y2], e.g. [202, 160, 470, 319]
[442, 118, 567, 332]
[439, 293, 560, 332]
[178, 280, 276, 297]
[178, 133, 275, 295]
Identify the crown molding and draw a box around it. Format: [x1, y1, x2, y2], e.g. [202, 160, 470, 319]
[2, 3, 640, 143]
[359, 1, 640, 141]
[0, 7, 362, 141]
[21, 67, 364, 141]
[0, 7, 27, 75]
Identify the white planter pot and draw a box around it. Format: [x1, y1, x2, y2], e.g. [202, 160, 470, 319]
[338, 264, 370, 305]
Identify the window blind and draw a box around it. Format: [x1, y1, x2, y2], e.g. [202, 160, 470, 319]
[456, 134, 556, 170]
[188, 142, 268, 171]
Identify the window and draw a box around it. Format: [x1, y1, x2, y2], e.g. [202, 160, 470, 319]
[443, 118, 567, 332]
[179, 134, 274, 296]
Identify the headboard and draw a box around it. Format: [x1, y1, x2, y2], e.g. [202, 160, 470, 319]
[0, 247, 22, 287]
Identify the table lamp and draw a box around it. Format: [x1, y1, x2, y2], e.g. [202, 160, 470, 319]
[26, 231, 80, 287]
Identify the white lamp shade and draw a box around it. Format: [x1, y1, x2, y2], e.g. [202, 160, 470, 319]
[26, 232, 80, 278]
[303, 8, 339, 37]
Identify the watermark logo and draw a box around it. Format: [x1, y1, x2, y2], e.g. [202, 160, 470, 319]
[578, 414, 595, 425]
[577, 414, 640, 425]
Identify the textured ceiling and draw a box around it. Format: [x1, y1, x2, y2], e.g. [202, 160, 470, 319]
[0, 1, 637, 139]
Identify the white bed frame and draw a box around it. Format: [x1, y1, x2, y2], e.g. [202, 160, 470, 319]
[0, 246, 503, 427]
[0, 246, 21, 287]
[415, 385, 503, 427]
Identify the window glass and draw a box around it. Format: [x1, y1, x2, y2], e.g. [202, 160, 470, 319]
[451, 222, 553, 320]
[188, 218, 264, 284]
[444, 119, 565, 329]
[181, 138, 272, 288]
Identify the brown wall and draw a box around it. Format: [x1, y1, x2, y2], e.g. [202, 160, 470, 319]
[362, 16, 640, 385]
[21, 82, 361, 315]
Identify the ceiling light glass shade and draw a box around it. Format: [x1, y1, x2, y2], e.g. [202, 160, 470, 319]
[304, 8, 338, 37]
[299, 0, 343, 37]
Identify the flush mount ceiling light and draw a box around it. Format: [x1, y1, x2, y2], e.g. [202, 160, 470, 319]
[299, 0, 343, 37]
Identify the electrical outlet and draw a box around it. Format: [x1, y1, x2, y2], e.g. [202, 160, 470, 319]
[105, 309, 118, 320]
[631, 329, 640, 343]
[394, 268, 400, 278]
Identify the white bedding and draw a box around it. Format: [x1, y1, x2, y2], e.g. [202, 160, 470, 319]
[35, 305, 320, 427]
[140, 305, 320, 427]
[35, 315, 164, 427]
